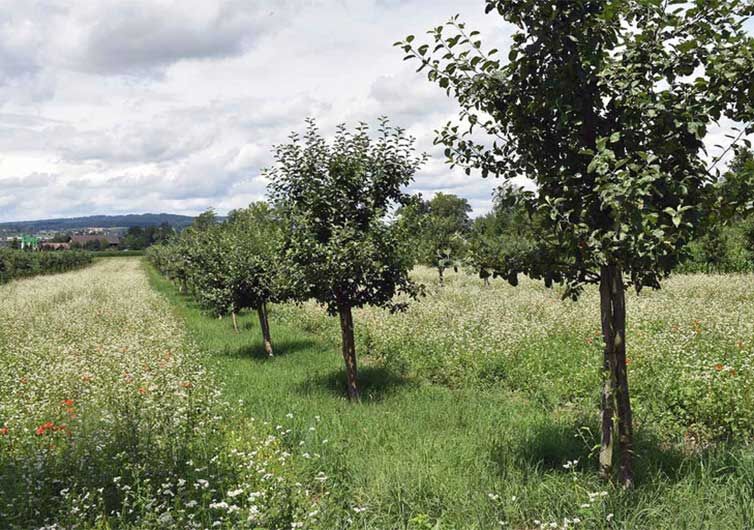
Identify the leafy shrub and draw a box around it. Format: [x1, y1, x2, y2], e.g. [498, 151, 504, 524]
[676, 221, 754, 274]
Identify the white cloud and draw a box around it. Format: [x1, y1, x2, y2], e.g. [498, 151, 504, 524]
[0, 0, 514, 222]
[69, 1, 292, 75]
[0, 0, 747, 223]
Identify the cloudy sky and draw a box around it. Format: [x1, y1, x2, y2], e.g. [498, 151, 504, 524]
[0, 0, 518, 222]
[0, 2, 750, 223]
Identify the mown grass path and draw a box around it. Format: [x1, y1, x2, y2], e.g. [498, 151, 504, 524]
[147, 261, 754, 530]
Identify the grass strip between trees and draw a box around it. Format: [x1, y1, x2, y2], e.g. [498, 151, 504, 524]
[146, 261, 754, 530]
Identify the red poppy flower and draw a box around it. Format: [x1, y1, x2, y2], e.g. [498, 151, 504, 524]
[35, 421, 55, 436]
[0, 426, 8, 436]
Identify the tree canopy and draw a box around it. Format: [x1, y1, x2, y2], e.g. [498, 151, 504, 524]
[400, 0, 754, 297]
[147, 203, 284, 355]
[397, 192, 472, 283]
[267, 117, 426, 400]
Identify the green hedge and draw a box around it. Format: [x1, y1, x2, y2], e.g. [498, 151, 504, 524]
[676, 221, 754, 274]
[0, 250, 93, 284]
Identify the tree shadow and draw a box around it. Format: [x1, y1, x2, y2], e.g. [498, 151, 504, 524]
[218, 338, 319, 361]
[490, 417, 590, 479]
[296, 365, 414, 402]
[490, 415, 708, 486]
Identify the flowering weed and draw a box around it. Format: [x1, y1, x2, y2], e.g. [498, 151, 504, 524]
[0, 259, 327, 529]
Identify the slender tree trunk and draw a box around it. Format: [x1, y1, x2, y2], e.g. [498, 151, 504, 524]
[610, 267, 634, 489]
[599, 264, 634, 488]
[231, 311, 239, 334]
[599, 267, 616, 480]
[338, 305, 359, 401]
[257, 303, 273, 357]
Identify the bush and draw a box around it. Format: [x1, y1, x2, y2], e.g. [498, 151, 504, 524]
[676, 221, 754, 273]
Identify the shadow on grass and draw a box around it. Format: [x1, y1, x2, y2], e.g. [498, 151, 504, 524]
[297, 365, 414, 402]
[491, 415, 707, 486]
[217, 338, 319, 361]
[512, 418, 591, 472]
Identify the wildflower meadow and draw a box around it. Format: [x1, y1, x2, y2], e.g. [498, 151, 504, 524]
[0, 259, 328, 529]
[150, 260, 754, 530]
[1, 1, 753, 527]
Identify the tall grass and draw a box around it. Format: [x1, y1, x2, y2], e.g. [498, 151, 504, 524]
[278, 267, 754, 444]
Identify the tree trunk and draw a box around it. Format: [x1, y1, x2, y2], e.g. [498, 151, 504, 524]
[610, 267, 634, 489]
[231, 311, 239, 334]
[257, 303, 273, 357]
[338, 305, 360, 401]
[599, 264, 634, 488]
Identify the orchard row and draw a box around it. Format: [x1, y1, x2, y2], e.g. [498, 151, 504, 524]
[153, 1, 754, 489]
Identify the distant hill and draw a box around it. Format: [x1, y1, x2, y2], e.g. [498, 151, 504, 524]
[0, 214, 197, 233]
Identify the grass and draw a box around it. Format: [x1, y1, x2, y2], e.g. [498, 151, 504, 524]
[147, 262, 754, 529]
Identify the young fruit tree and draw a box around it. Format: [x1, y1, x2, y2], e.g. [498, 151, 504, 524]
[181, 220, 238, 324]
[397, 193, 472, 285]
[398, 0, 754, 487]
[465, 184, 543, 286]
[223, 202, 287, 356]
[267, 118, 426, 400]
[150, 205, 286, 356]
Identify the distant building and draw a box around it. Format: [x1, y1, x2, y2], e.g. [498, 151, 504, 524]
[41, 242, 71, 251]
[70, 234, 121, 248]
